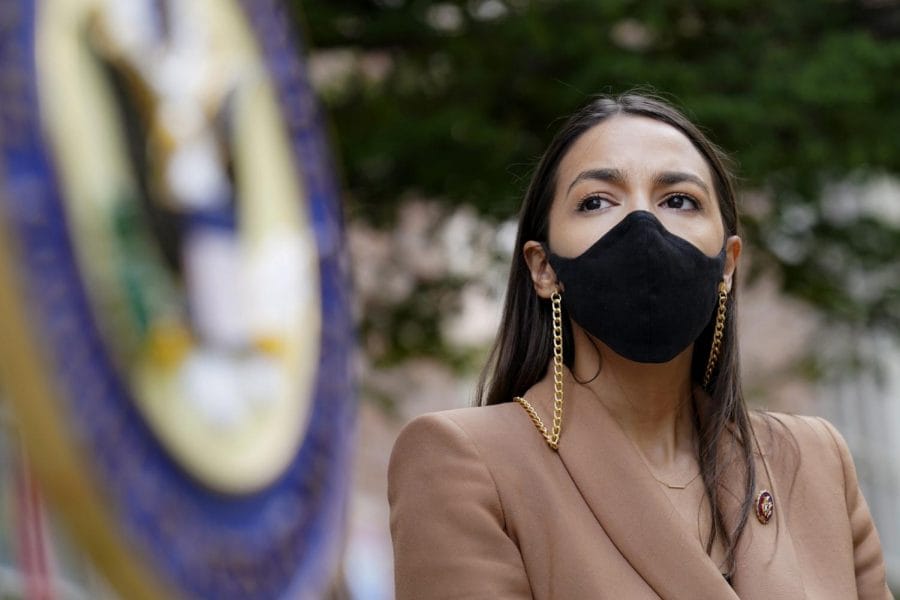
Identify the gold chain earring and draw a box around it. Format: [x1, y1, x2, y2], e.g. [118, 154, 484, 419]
[515, 289, 564, 450]
[703, 282, 729, 389]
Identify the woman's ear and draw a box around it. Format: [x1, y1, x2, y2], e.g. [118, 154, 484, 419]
[523, 241, 560, 299]
[723, 235, 742, 293]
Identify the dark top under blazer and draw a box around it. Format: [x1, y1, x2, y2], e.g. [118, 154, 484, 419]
[389, 369, 892, 599]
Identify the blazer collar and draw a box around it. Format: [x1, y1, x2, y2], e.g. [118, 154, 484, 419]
[521, 369, 804, 599]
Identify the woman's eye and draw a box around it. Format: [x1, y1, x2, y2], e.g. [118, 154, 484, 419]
[576, 195, 612, 212]
[661, 193, 699, 211]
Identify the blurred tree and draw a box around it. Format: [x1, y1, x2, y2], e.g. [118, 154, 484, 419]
[291, 0, 900, 366]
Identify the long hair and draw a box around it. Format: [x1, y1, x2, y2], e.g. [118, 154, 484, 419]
[475, 91, 754, 579]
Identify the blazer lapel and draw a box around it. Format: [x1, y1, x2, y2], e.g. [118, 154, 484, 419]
[718, 412, 806, 599]
[523, 370, 738, 600]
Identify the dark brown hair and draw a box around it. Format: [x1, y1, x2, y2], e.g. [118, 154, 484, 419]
[476, 91, 754, 579]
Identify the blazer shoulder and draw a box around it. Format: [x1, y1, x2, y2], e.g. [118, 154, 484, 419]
[749, 410, 851, 483]
[751, 413, 891, 598]
[387, 405, 534, 598]
[751, 410, 845, 451]
[391, 403, 534, 461]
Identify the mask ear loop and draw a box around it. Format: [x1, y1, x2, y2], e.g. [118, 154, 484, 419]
[574, 335, 602, 385]
[541, 240, 602, 386]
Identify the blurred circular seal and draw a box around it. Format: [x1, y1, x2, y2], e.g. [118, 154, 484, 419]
[0, 0, 354, 598]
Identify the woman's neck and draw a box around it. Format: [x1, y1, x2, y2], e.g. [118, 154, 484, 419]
[570, 325, 696, 471]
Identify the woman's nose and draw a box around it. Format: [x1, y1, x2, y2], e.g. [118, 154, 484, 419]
[624, 192, 655, 213]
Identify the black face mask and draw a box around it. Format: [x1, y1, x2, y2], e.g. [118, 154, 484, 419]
[546, 210, 726, 364]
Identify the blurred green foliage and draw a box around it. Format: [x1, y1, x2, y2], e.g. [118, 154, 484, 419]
[293, 0, 900, 363]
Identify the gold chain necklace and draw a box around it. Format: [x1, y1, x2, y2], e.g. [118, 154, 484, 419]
[649, 469, 702, 490]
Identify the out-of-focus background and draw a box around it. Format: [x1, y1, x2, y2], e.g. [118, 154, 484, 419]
[294, 1, 900, 598]
[1, 1, 899, 598]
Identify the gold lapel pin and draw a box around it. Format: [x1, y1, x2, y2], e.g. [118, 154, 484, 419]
[755, 490, 774, 524]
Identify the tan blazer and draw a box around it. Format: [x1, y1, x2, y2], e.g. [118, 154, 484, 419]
[388, 370, 892, 599]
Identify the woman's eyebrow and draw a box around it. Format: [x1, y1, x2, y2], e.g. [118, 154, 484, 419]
[654, 171, 710, 195]
[566, 168, 710, 196]
[566, 168, 627, 194]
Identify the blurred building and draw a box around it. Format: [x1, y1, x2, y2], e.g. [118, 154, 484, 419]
[819, 333, 900, 589]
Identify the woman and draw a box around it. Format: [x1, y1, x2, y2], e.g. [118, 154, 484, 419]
[388, 92, 891, 599]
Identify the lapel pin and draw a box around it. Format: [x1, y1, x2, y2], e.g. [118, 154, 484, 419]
[755, 490, 774, 524]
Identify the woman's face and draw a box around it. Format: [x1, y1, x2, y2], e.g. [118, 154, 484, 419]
[548, 114, 727, 258]
[525, 114, 741, 298]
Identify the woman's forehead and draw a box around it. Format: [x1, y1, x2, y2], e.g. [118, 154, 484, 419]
[556, 115, 714, 191]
